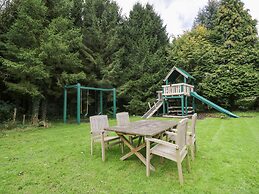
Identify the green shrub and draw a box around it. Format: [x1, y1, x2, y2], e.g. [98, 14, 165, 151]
[236, 96, 257, 110]
[2, 120, 17, 130]
[126, 99, 147, 116]
[0, 101, 14, 122]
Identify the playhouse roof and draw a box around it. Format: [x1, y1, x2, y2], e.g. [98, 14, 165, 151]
[163, 66, 195, 82]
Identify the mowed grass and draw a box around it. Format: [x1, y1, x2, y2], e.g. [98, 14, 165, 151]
[0, 112, 259, 193]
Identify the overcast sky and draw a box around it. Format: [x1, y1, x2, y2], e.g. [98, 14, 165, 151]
[114, 0, 259, 37]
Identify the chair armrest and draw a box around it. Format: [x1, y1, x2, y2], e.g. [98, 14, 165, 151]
[187, 131, 192, 136]
[145, 137, 179, 150]
[168, 128, 177, 133]
[91, 130, 105, 135]
[165, 131, 177, 136]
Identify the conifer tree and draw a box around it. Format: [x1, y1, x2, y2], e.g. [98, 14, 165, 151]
[213, 0, 257, 47]
[1, 0, 85, 121]
[169, 0, 259, 109]
[0, 0, 20, 101]
[81, 0, 123, 88]
[119, 3, 169, 114]
[39, 16, 85, 120]
[1, 0, 48, 121]
[38, 0, 85, 120]
[193, 0, 220, 29]
[201, 0, 259, 109]
[168, 26, 215, 85]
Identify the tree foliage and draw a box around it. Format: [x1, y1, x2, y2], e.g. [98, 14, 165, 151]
[118, 3, 169, 114]
[213, 0, 257, 47]
[0, 0, 258, 123]
[1, 0, 48, 98]
[80, 0, 123, 87]
[193, 0, 220, 29]
[0, 0, 83, 120]
[40, 17, 84, 94]
[169, 0, 259, 109]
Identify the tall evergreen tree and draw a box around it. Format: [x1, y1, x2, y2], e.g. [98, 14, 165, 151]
[39, 16, 85, 120]
[193, 0, 220, 29]
[201, 0, 259, 109]
[213, 0, 257, 47]
[38, 0, 85, 120]
[1, 0, 85, 121]
[70, 0, 84, 27]
[81, 0, 123, 87]
[119, 3, 169, 114]
[1, 0, 48, 121]
[168, 26, 215, 87]
[169, 0, 259, 110]
[0, 0, 21, 101]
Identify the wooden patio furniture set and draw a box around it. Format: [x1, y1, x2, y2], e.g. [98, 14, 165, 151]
[89, 112, 197, 185]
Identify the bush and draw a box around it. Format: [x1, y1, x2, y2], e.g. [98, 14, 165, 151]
[126, 99, 147, 116]
[236, 96, 257, 110]
[2, 120, 17, 130]
[0, 101, 14, 122]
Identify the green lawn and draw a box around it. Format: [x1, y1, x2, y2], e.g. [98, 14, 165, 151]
[0, 112, 259, 193]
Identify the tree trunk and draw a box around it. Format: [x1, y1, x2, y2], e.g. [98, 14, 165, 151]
[41, 98, 47, 122]
[31, 97, 40, 125]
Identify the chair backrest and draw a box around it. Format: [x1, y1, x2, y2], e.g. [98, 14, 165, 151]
[116, 112, 130, 126]
[175, 118, 188, 150]
[90, 115, 109, 137]
[190, 113, 197, 136]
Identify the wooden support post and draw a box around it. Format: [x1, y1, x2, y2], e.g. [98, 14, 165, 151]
[166, 100, 169, 114]
[184, 75, 187, 116]
[113, 88, 116, 118]
[101, 133, 105, 161]
[185, 96, 188, 115]
[76, 83, 81, 124]
[192, 97, 196, 112]
[181, 95, 184, 116]
[162, 99, 166, 115]
[100, 91, 103, 114]
[146, 139, 151, 177]
[63, 87, 67, 123]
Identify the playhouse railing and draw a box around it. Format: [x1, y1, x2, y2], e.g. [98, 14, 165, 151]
[162, 83, 194, 96]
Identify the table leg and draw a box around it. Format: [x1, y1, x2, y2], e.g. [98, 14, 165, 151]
[118, 134, 155, 171]
[137, 136, 143, 147]
[120, 143, 146, 160]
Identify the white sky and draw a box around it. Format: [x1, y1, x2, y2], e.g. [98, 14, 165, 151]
[114, 0, 259, 37]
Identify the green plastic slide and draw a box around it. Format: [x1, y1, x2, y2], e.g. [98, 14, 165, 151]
[191, 92, 239, 118]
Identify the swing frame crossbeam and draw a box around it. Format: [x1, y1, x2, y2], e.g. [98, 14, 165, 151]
[63, 83, 116, 124]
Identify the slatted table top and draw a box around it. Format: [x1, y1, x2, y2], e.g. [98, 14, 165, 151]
[105, 120, 178, 136]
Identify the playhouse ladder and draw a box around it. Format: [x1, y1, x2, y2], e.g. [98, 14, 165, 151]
[142, 100, 163, 119]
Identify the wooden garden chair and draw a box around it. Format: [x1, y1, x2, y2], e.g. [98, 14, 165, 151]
[146, 118, 190, 185]
[166, 113, 197, 160]
[187, 113, 197, 160]
[90, 115, 123, 161]
[116, 112, 130, 126]
[116, 112, 140, 145]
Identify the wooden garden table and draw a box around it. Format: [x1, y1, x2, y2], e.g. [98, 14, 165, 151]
[105, 120, 177, 171]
